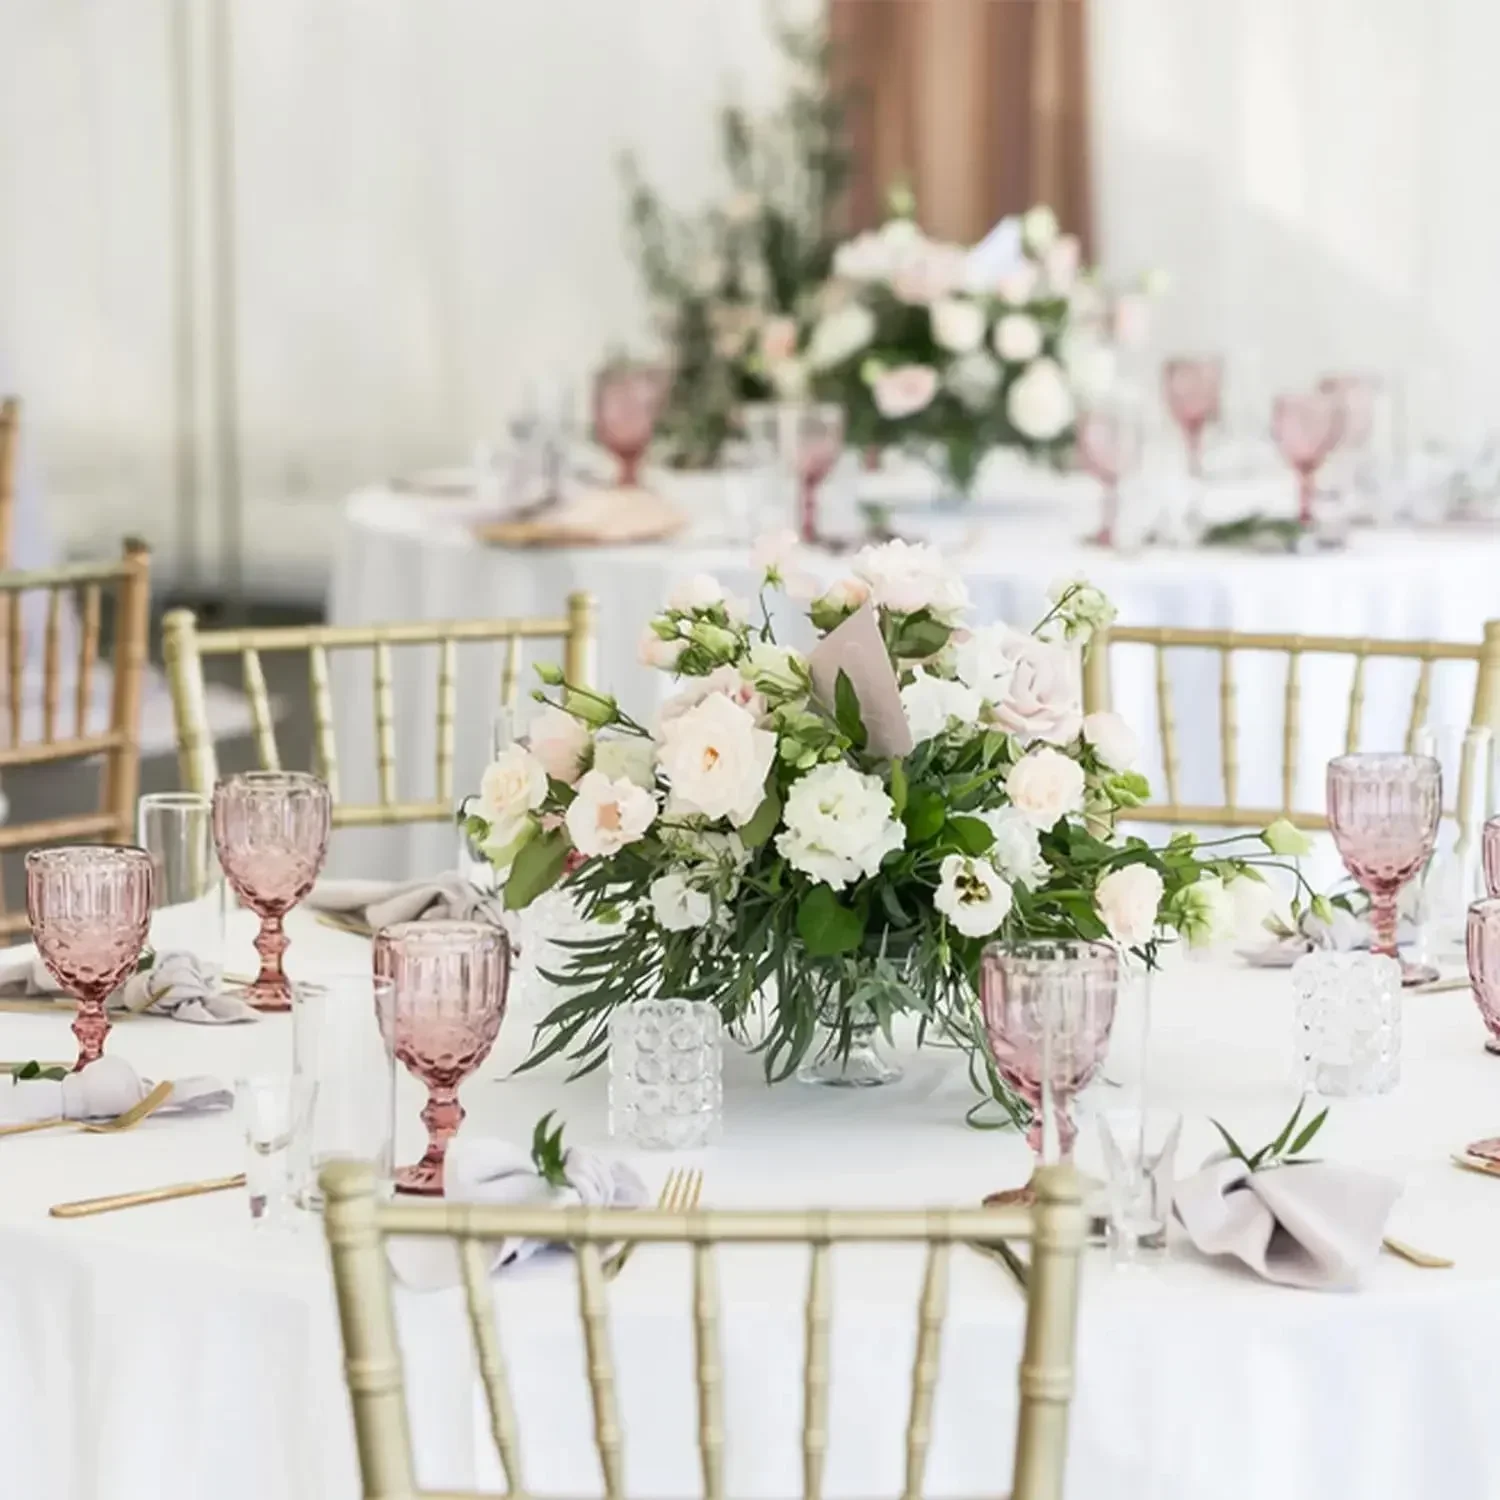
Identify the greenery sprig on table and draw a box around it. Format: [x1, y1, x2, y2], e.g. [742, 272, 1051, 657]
[530, 1111, 571, 1188]
[1211, 1096, 1330, 1173]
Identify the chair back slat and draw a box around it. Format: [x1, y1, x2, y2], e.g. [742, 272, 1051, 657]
[0, 397, 18, 569]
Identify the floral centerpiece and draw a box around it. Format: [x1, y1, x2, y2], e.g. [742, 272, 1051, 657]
[462, 537, 1313, 1118]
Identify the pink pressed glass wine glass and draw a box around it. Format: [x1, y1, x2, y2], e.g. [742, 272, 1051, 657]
[26, 846, 153, 1069]
[1076, 404, 1143, 547]
[792, 403, 845, 545]
[212, 771, 331, 1011]
[1482, 816, 1500, 898]
[1467, 898, 1500, 1053]
[374, 920, 510, 1195]
[593, 363, 670, 489]
[1162, 356, 1223, 477]
[979, 939, 1119, 1202]
[1273, 390, 1344, 530]
[1327, 753, 1442, 986]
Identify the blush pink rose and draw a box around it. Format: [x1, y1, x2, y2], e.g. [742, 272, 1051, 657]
[991, 632, 1082, 745]
[872, 365, 940, 421]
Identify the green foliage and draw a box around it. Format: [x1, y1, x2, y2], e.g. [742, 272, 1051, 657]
[797, 885, 867, 957]
[504, 829, 570, 911]
[1211, 1096, 1329, 1173]
[530, 1112, 570, 1187]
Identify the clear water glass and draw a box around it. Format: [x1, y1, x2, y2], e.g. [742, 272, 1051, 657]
[1412, 725, 1491, 966]
[137, 792, 226, 984]
[1097, 1107, 1182, 1264]
[609, 998, 722, 1150]
[236, 1074, 317, 1227]
[291, 976, 396, 1209]
[1291, 949, 1402, 1095]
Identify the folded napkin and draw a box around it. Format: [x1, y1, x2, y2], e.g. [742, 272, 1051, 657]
[307, 874, 506, 932]
[1239, 906, 1413, 968]
[389, 1137, 650, 1291]
[0, 949, 257, 1024]
[0, 1054, 232, 1125]
[1174, 1156, 1401, 1289]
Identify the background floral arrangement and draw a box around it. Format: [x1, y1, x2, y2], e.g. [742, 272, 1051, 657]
[463, 536, 1313, 1120]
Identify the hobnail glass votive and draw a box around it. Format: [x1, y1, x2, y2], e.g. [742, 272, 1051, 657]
[609, 998, 722, 1150]
[1291, 949, 1402, 1096]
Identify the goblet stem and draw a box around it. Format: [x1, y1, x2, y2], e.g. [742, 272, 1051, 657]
[1185, 424, 1203, 479]
[1369, 891, 1399, 960]
[1094, 484, 1118, 547]
[799, 477, 819, 545]
[71, 992, 111, 1070]
[618, 451, 641, 488]
[246, 912, 292, 1012]
[397, 1085, 465, 1196]
[1298, 469, 1317, 528]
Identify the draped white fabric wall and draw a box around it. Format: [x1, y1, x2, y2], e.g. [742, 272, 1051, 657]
[0, 0, 792, 596]
[1091, 0, 1500, 437]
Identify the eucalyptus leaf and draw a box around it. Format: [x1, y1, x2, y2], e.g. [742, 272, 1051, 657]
[504, 829, 570, 910]
[796, 885, 866, 957]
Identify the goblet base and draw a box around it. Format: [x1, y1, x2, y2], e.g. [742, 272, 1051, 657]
[237, 977, 293, 1012]
[983, 1180, 1036, 1208]
[394, 1160, 446, 1196]
[1398, 957, 1440, 987]
[1084, 526, 1116, 549]
[797, 1026, 902, 1088]
[1484, 1037, 1500, 1057]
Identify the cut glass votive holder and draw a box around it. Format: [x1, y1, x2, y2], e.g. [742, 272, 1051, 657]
[609, 998, 722, 1150]
[1291, 949, 1401, 1096]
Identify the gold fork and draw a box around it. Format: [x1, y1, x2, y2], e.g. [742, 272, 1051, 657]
[0, 1079, 175, 1138]
[603, 1167, 704, 1281]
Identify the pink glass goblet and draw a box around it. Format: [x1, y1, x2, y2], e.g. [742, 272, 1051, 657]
[979, 939, 1119, 1201]
[1483, 816, 1500, 898]
[1076, 404, 1143, 547]
[373, 919, 510, 1195]
[1327, 753, 1442, 985]
[26, 845, 154, 1069]
[1273, 390, 1344, 529]
[212, 771, 331, 1011]
[593, 363, 670, 489]
[1162, 356, 1223, 477]
[1467, 898, 1500, 1054]
[791, 403, 845, 545]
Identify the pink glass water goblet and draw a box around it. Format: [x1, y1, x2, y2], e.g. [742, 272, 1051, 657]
[1162, 356, 1223, 477]
[1273, 390, 1344, 529]
[1076, 404, 1143, 547]
[791, 403, 845, 545]
[1327, 753, 1442, 985]
[1483, 816, 1500, 898]
[373, 919, 510, 1195]
[593, 363, 670, 489]
[979, 939, 1119, 1202]
[26, 845, 154, 1068]
[1467, 898, 1500, 1053]
[212, 770, 331, 1011]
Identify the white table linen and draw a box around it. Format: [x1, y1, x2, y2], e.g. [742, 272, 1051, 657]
[5, 906, 1500, 1498]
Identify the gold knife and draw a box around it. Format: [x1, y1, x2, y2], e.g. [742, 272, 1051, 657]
[50, 1173, 246, 1219]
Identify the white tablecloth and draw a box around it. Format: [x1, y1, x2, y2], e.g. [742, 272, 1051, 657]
[5, 906, 1500, 1500]
[327, 479, 1500, 881]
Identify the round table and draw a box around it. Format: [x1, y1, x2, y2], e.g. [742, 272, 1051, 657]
[327, 478, 1500, 881]
[4, 908, 1500, 1500]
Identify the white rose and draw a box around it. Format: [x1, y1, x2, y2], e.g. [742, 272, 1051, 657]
[1094, 864, 1165, 946]
[872, 364, 940, 420]
[1006, 358, 1075, 441]
[669, 573, 727, 612]
[891, 244, 968, 306]
[775, 762, 905, 891]
[992, 632, 1081, 744]
[657, 692, 777, 827]
[1060, 332, 1118, 404]
[1082, 711, 1139, 770]
[527, 703, 591, 785]
[934, 854, 1014, 939]
[993, 313, 1043, 363]
[564, 769, 657, 859]
[661, 664, 766, 727]
[944, 352, 1002, 413]
[981, 806, 1048, 889]
[1046, 575, 1117, 646]
[853, 539, 970, 622]
[813, 575, 871, 619]
[807, 304, 876, 371]
[901, 668, 982, 744]
[1043, 234, 1081, 295]
[478, 745, 549, 837]
[953, 622, 1020, 704]
[997, 263, 1040, 306]
[745, 642, 810, 702]
[930, 296, 986, 354]
[638, 625, 686, 670]
[592, 735, 657, 789]
[1022, 204, 1059, 253]
[649, 872, 713, 932]
[1006, 746, 1086, 830]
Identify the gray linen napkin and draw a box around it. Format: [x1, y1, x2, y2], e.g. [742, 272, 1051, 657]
[1174, 1156, 1401, 1289]
[0, 1054, 233, 1124]
[0, 949, 257, 1024]
[307, 874, 506, 932]
[388, 1137, 650, 1291]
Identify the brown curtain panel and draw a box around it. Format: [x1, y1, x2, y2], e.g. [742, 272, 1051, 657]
[830, 0, 1092, 253]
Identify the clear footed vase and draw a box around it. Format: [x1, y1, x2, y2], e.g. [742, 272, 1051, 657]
[797, 1015, 902, 1088]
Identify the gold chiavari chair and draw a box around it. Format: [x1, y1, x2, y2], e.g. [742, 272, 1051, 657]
[0, 539, 153, 940]
[1082, 621, 1500, 831]
[0, 397, 18, 569]
[322, 1159, 1086, 1500]
[160, 594, 595, 829]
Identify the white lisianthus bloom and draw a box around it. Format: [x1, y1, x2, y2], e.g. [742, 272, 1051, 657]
[945, 352, 1002, 413]
[833, 230, 889, 282]
[807, 304, 876, 372]
[479, 745, 549, 840]
[1082, 710, 1139, 770]
[638, 625, 686, 670]
[980, 806, 1049, 889]
[775, 762, 906, 891]
[1262, 818, 1314, 857]
[934, 854, 1014, 939]
[900, 668, 982, 744]
[1043, 234, 1081, 295]
[1059, 331, 1118, 404]
[1094, 864, 1165, 946]
[592, 735, 657, 790]
[996, 263, 1040, 306]
[564, 769, 657, 858]
[1046, 575, 1117, 645]
[853, 539, 970, 622]
[953, 622, 1020, 705]
[930, 296, 986, 354]
[993, 313, 1044, 363]
[657, 692, 777, 827]
[1022, 204, 1059, 252]
[1006, 358, 1076, 441]
[745, 642, 810, 702]
[661, 665, 766, 727]
[872, 364, 940, 420]
[1174, 873, 1236, 949]
[891, 244, 968, 306]
[992, 631, 1082, 744]
[1006, 746, 1086, 830]
[649, 873, 713, 933]
[669, 573, 728, 613]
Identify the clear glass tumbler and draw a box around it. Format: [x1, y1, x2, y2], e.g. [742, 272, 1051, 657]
[1291, 949, 1402, 1095]
[609, 998, 722, 1150]
[1097, 1107, 1182, 1264]
[236, 1073, 318, 1227]
[137, 791, 226, 984]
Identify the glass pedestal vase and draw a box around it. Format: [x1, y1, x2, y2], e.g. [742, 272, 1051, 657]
[797, 1016, 902, 1088]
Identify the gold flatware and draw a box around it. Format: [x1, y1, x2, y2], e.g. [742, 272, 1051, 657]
[1381, 1235, 1454, 1269]
[1411, 976, 1471, 995]
[50, 1172, 246, 1219]
[314, 910, 374, 939]
[604, 1167, 703, 1281]
[1452, 1152, 1500, 1180]
[0, 998, 143, 1019]
[0, 1079, 175, 1138]
[969, 1235, 1030, 1292]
